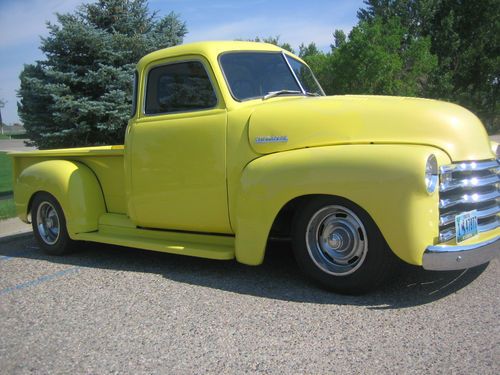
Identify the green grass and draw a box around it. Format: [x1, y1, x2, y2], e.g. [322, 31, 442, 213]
[0, 152, 15, 220]
[0, 152, 13, 193]
[0, 134, 26, 140]
[0, 199, 16, 220]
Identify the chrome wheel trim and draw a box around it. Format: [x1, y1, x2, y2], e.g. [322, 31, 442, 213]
[305, 205, 368, 276]
[36, 201, 60, 245]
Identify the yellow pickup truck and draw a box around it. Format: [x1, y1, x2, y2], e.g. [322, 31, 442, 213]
[11, 41, 499, 294]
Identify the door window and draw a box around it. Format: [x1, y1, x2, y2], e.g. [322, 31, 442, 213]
[145, 61, 217, 115]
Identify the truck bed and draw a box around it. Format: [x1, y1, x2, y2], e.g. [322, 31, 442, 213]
[10, 145, 126, 214]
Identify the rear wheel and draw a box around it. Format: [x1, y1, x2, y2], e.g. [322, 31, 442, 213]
[31, 192, 75, 255]
[292, 196, 396, 294]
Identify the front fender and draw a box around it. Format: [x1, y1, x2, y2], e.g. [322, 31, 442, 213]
[233, 144, 450, 266]
[14, 160, 106, 236]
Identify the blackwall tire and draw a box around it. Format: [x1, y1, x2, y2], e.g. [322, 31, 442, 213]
[31, 192, 75, 255]
[292, 196, 396, 294]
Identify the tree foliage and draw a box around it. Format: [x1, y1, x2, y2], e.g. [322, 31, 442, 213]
[19, 0, 499, 146]
[18, 0, 187, 149]
[244, 36, 295, 53]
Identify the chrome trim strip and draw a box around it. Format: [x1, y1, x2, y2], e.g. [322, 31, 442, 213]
[439, 190, 500, 209]
[281, 51, 306, 95]
[439, 174, 499, 193]
[439, 204, 500, 226]
[440, 160, 499, 173]
[423, 236, 500, 271]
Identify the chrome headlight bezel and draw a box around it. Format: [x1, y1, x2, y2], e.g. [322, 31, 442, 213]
[425, 154, 439, 194]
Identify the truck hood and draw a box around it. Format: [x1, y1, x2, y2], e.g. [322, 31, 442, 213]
[248, 95, 493, 161]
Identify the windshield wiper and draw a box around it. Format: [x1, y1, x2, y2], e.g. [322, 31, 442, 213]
[263, 90, 303, 100]
[263, 90, 319, 100]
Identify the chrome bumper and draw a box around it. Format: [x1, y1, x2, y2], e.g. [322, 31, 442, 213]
[423, 236, 500, 271]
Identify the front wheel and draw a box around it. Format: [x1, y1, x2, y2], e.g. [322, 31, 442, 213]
[31, 192, 75, 255]
[292, 197, 396, 294]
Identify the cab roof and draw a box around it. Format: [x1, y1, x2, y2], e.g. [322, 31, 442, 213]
[136, 41, 293, 71]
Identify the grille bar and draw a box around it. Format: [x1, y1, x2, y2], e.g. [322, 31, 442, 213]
[439, 216, 499, 242]
[439, 174, 499, 193]
[440, 160, 499, 173]
[439, 190, 499, 209]
[438, 159, 499, 243]
[440, 204, 500, 226]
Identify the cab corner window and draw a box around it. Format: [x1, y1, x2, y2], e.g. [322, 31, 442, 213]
[145, 61, 217, 115]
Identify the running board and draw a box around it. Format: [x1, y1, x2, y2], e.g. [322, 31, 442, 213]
[74, 214, 235, 260]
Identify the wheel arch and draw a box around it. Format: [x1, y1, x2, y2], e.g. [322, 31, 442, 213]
[269, 194, 380, 241]
[15, 159, 106, 237]
[233, 144, 447, 266]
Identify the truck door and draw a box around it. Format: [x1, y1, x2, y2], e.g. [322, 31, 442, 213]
[127, 57, 231, 234]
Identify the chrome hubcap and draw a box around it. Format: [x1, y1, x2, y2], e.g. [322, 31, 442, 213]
[306, 205, 368, 276]
[36, 201, 60, 245]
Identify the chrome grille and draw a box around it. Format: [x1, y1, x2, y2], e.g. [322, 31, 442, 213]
[438, 159, 500, 242]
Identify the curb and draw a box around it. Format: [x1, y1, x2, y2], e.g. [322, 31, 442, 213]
[0, 231, 33, 244]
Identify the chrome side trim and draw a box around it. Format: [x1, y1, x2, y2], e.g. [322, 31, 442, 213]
[423, 236, 500, 271]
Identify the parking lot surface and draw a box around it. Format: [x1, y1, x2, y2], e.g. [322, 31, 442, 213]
[0, 235, 498, 374]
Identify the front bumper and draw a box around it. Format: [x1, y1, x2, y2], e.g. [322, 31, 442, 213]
[423, 236, 500, 271]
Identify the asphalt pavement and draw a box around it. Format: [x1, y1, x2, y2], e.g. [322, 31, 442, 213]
[0, 139, 36, 152]
[1, 137, 499, 373]
[0, 235, 498, 374]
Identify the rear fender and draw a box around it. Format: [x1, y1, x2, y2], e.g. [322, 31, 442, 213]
[14, 160, 106, 237]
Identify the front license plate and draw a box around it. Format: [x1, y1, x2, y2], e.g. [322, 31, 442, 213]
[455, 210, 478, 243]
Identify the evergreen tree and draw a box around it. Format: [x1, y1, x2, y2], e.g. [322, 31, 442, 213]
[18, 0, 187, 149]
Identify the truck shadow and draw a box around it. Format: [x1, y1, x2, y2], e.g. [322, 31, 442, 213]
[0, 236, 491, 309]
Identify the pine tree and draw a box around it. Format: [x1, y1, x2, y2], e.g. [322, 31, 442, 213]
[18, 0, 187, 149]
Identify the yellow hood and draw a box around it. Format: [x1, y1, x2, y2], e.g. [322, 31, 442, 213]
[248, 95, 493, 161]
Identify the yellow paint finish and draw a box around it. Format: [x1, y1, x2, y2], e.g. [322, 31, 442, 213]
[11, 42, 497, 267]
[126, 53, 231, 233]
[13, 159, 106, 236]
[233, 145, 450, 266]
[134, 41, 287, 114]
[11, 146, 126, 214]
[248, 95, 493, 162]
[127, 109, 231, 233]
[75, 213, 234, 260]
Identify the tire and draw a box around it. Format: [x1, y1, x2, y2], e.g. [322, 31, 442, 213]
[31, 192, 75, 255]
[292, 196, 396, 294]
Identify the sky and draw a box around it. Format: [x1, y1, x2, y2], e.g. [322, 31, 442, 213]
[0, 0, 364, 125]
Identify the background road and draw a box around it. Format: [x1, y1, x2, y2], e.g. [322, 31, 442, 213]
[0, 235, 498, 374]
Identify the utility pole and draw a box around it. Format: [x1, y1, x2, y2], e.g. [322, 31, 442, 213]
[0, 99, 5, 135]
[0, 106, 3, 135]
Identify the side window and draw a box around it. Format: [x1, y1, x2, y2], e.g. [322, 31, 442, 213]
[145, 61, 217, 115]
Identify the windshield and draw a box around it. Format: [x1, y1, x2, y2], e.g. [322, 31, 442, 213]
[219, 52, 324, 101]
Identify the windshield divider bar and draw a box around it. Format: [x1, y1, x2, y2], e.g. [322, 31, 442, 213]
[281, 52, 306, 95]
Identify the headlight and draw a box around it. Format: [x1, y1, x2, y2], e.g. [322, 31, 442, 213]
[489, 142, 499, 159]
[425, 154, 438, 194]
